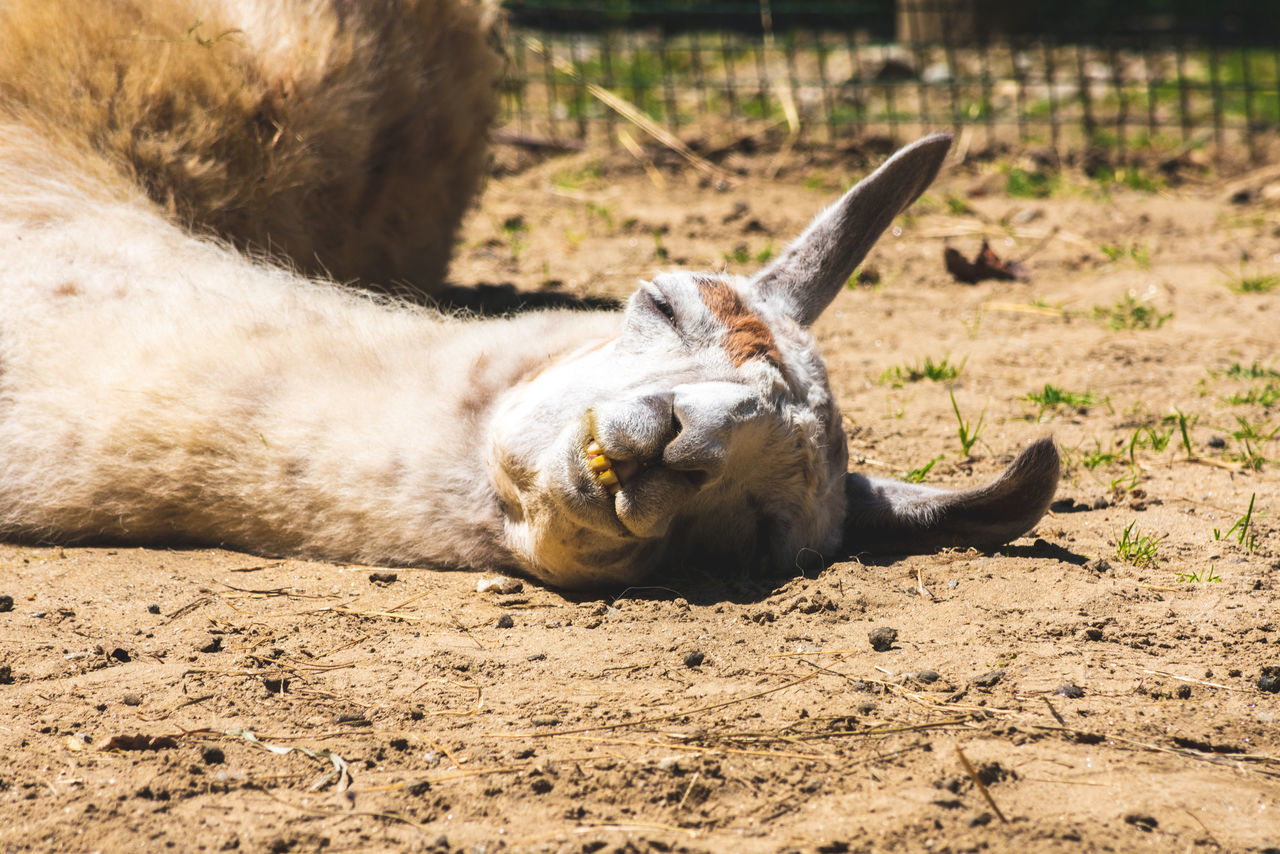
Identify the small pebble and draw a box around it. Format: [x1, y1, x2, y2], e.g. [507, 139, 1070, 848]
[496, 614, 514, 629]
[1083, 558, 1112, 574]
[971, 670, 1004, 688]
[531, 716, 560, 727]
[200, 745, 225, 765]
[476, 576, 523, 595]
[1054, 682, 1085, 698]
[1258, 666, 1280, 693]
[683, 650, 705, 668]
[368, 571, 398, 584]
[199, 636, 223, 654]
[913, 669, 941, 684]
[0, 594, 14, 612]
[122, 693, 142, 707]
[146, 603, 161, 615]
[1207, 436, 1226, 449]
[868, 626, 898, 652]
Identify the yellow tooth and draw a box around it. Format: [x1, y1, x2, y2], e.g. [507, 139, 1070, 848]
[588, 455, 611, 473]
[586, 439, 602, 455]
[596, 469, 619, 488]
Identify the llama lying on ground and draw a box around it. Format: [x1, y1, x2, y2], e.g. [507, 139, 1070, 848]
[0, 0, 501, 295]
[0, 122, 1059, 589]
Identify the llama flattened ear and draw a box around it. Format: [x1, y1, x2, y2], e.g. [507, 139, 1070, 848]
[751, 132, 952, 326]
[842, 437, 1060, 555]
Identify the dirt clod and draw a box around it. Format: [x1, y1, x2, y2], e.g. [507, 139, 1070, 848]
[1259, 667, 1280, 693]
[496, 614, 515, 629]
[201, 745, 225, 765]
[0, 594, 14, 612]
[868, 627, 898, 651]
[368, 571, 398, 584]
[683, 650, 705, 668]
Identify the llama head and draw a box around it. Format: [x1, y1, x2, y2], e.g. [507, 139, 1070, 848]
[489, 134, 955, 589]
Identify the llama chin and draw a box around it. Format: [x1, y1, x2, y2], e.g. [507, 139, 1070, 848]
[0, 3, 1059, 590]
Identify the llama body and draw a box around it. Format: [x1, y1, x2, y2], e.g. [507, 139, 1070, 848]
[0, 0, 500, 294]
[0, 3, 1060, 589]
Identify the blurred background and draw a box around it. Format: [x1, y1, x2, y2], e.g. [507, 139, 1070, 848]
[493, 0, 1280, 172]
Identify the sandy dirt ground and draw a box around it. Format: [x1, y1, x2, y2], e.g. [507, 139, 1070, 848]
[2, 142, 1279, 853]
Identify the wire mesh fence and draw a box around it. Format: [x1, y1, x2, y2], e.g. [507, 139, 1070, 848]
[497, 0, 1280, 166]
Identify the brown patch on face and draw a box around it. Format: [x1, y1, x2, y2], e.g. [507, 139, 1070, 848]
[695, 277, 781, 367]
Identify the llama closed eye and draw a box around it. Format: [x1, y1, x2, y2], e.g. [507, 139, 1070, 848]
[642, 287, 678, 328]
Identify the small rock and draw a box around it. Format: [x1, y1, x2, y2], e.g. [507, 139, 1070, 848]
[110, 647, 131, 663]
[476, 576, 523, 595]
[0, 665, 13, 685]
[971, 670, 1004, 688]
[368, 571, 398, 585]
[496, 614, 514, 629]
[1083, 558, 1112, 574]
[683, 650, 706, 668]
[1124, 813, 1158, 832]
[868, 626, 898, 652]
[531, 716, 560, 727]
[201, 745, 225, 765]
[969, 811, 994, 827]
[146, 603, 161, 615]
[1091, 496, 1110, 510]
[1258, 666, 1280, 693]
[0, 594, 15, 612]
[1054, 682, 1085, 698]
[1175, 684, 1192, 699]
[913, 669, 941, 684]
[530, 777, 553, 794]
[122, 693, 142, 706]
[199, 636, 223, 654]
[1207, 436, 1226, 449]
[527, 652, 547, 661]
[1082, 627, 1104, 641]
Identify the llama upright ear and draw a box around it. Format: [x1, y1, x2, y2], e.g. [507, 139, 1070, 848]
[751, 132, 952, 326]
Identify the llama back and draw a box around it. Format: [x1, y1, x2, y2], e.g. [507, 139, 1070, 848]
[0, 0, 501, 294]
